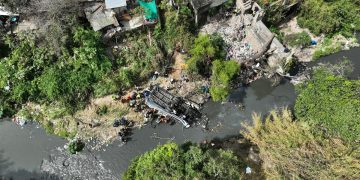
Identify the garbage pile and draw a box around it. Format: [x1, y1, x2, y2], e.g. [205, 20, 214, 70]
[201, 15, 256, 62]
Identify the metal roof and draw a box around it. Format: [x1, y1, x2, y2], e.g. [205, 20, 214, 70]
[0, 6, 19, 16]
[84, 4, 119, 31]
[105, 0, 127, 9]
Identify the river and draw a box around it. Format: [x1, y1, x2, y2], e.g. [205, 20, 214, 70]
[0, 41, 359, 179]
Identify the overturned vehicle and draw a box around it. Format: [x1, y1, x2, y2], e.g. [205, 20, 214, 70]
[145, 86, 204, 128]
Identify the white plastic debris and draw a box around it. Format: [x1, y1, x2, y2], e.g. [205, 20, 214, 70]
[246, 166, 252, 174]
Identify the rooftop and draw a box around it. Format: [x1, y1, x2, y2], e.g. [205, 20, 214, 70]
[105, 0, 127, 9]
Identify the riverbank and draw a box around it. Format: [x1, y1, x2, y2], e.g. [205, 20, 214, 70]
[2, 42, 359, 179]
[11, 14, 358, 145]
[279, 17, 359, 63]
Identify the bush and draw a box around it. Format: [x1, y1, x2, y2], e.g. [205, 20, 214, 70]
[0, 27, 112, 116]
[210, 60, 240, 101]
[154, 2, 194, 52]
[187, 34, 226, 76]
[298, 0, 360, 37]
[96, 105, 108, 116]
[284, 32, 311, 48]
[68, 140, 85, 154]
[123, 142, 243, 179]
[295, 68, 360, 142]
[243, 109, 360, 179]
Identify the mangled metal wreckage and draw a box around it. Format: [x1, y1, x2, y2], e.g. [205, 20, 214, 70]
[145, 86, 203, 128]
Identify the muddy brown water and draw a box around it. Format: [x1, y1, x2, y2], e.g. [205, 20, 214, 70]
[0, 36, 359, 179]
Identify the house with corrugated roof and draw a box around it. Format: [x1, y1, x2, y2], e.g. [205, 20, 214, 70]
[84, 0, 158, 36]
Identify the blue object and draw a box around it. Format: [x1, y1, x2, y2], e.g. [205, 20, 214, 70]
[311, 40, 317, 45]
[11, 17, 17, 22]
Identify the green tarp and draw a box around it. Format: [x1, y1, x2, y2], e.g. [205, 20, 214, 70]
[138, 0, 158, 20]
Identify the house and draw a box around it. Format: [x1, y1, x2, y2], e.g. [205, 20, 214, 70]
[85, 0, 158, 34]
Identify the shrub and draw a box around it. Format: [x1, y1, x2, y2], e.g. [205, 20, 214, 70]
[123, 142, 243, 179]
[96, 105, 108, 116]
[210, 60, 240, 101]
[187, 34, 226, 76]
[68, 140, 85, 154]
[298, 0, 360, 37]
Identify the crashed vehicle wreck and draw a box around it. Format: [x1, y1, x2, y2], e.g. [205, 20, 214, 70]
[145, 86, 204, 128]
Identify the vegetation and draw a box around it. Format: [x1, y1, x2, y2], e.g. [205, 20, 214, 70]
[295, 68, 360, 142]
[0, 27, 111, 117]
[259, 0, 360, 37]
[68, 140, 85, 154]
[312, 37, 343, 60]
[210, 60, 240, 101]
[243, 109, 360, 179]
[154, 1, 194, 53]
[298, 0, 360, 37]
[284, 31, 311, 48]
[187, 34, 226, 76]
[123, 142, 243, 180]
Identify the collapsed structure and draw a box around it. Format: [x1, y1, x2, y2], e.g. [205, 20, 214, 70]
[200, 0, 297, 74]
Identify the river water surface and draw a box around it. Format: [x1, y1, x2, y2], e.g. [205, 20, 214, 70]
[0, 41, 359, 179]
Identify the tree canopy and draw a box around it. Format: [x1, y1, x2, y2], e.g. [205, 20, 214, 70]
[123, 142, 243, 180]
[297, 0, 360, 37]
[186, 34, 226, 76]
[0, 27, 112, 116]
[210, 60, 240, 101]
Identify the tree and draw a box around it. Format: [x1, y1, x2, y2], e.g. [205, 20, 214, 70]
[123, 142, 243, 180]
[210, 60, 240, 101]
[243, 109, 360, 179]
[187, 34, 226, 76]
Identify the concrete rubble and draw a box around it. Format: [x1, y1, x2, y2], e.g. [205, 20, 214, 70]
[201, 0, 292, 74]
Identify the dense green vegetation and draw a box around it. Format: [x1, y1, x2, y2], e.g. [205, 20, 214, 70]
[298, 0, 360, 37]
[68, 140, 85, 154]
[0, 27, 111, 116]
[186, 34, 240, 101]
[259, 0, 360, 37]
[295, 68, 360, 142]
[0, 1, 197, 118]
[154, 1, 194, 52]
[187, 34, 226, 76]
[243, 109, 360, 179]
[210, 60, 240, 101]
[123, 142, 243, 179]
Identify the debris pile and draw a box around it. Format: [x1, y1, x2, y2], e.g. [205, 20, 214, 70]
[201, 15, 256, 62]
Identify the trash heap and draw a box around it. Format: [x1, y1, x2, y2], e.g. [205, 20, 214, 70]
[201, 15, 256, 63]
